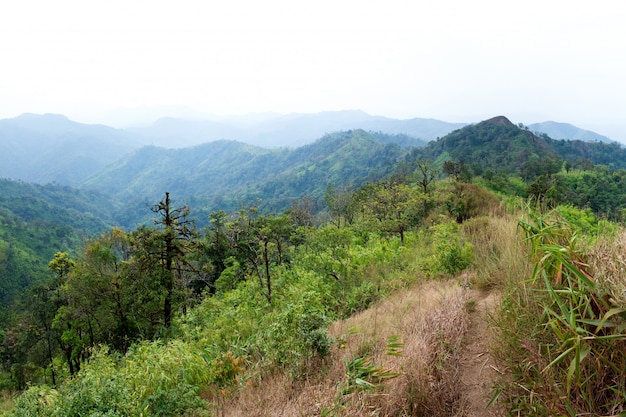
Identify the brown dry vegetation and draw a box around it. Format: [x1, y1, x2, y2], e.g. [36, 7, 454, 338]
[462, 212, 530, 290]
[589, 228, 626, 306]
[224, 281, 470, 416]
[491, 210, 626, 415]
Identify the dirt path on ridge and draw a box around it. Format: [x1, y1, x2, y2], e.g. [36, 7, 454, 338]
[459, 289, 503, 416]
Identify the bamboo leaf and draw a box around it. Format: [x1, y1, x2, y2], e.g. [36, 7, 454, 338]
[543, 344, 576, 373]
[595, 307, 626, 333]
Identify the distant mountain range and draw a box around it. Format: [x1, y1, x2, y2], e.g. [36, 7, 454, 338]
[0, 111, 619, 188]
[0, 113, 140, 186]
[126, 110, 464, 148]
[528, 121, 613, 143]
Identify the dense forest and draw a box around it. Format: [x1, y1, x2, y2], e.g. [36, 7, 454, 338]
[1, 117, 626, 415]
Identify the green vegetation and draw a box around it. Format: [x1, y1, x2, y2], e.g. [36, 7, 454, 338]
[2, 119, 626, 415]
[82, 130, 408, 226]
[0, 155, 490, 415]
[493, 207, 626, 415]
[0, 180, 115, 312]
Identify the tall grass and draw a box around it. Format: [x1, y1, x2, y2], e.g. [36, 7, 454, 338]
[493, 207, 626, 415]
[461, 212, 529, 290]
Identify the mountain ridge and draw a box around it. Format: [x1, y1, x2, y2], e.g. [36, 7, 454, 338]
[529, 120, 613, 143]
[127, 109, 465, 148]
[0, 111, 619, 190]
[80, 130, 407, 227]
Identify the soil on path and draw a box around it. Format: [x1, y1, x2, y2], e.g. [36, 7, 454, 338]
[459, 289, 503, 417]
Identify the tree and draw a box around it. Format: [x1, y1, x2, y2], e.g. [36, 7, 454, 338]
[414, 159, 439, 193]
[47, 252, 83, 376]
[357, 180, 432, 245]
[442, 160, 471, 182]
[199, 210, 234, 295]
[227, 208, 293, 303]
[133, 193, 198, 328]
[48, 252, 75, 281]
[287, 196, 316, 228]
[299, 225, 354, 282]
[324, 185, 356, 228]
[64, 228, 141, 353]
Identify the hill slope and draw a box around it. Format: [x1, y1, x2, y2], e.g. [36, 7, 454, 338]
[81, 130, 409, 226]
[414, 116, 626, 173]
[529, 121, 613, 143]
[0, 179, 117, 307]
[0, 114, 140, 186]
[416, 116, 551, 173]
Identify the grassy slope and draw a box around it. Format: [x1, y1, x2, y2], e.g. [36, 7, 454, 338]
[222, 206, 528, 416]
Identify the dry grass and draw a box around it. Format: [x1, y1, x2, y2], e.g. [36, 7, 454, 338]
[462, 214, 530, 290]
[223, 280, 470, 416]
[589, 228, 626, 305]
[0, 391, 14, 413]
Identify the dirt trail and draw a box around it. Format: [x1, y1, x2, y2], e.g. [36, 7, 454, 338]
[459, 289, 503, 416]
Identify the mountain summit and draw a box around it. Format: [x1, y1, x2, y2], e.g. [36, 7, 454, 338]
[483, 115, 515, 127]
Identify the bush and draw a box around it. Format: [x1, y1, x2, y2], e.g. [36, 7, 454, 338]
[426, 222, 474, 276]
[445, 182, 500, 223]
[9, 385, 58, 417]
[262, 292, 333, 368]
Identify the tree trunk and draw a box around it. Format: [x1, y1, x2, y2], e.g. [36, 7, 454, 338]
[263, 241, 271, 303]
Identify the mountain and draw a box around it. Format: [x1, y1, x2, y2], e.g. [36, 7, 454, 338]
[0, 111, 449, 187]
[127, 110, 462, 148]
[415, 116, 550, 173]
[126, 117, 242, 148]
[0, 114, 141, 186]
[413, 116, 626, 175]
[80, 130, 409, 227]
[0, 179, 118, 307]
[528, 121, 614, 143]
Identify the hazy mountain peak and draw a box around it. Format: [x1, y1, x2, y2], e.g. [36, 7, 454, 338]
[528, 121, 614, 143]
[483, 116, 514, 127]
[9, 113, 73, 130]
[15, 112, 69, 120]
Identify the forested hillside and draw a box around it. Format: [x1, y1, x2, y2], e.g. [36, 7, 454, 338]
[0, 180, 116, 313]
[410, 116, 626, 220]
[414, 116, 626, 175]
[81, 130, 409, 226]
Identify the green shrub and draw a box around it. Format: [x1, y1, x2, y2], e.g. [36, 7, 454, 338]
[426, 222, 474, 276]
[9, 385, 58, 417]
[343, 281, 379, 316]
[262, 292, 333, 368]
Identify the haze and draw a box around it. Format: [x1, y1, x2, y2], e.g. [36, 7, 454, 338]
[1, 0, 625, 140]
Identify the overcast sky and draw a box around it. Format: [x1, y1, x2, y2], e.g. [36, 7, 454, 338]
[1, 0, 625, 139]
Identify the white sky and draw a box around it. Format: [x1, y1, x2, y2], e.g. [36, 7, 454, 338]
[1, 0, 625, 139]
